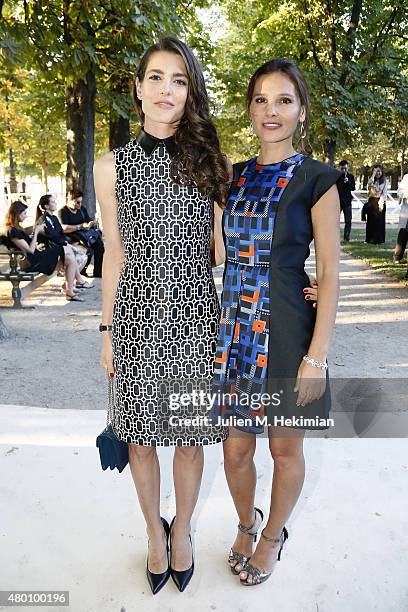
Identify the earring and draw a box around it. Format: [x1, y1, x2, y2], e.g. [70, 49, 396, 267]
[249, 120, 254, 134]
[300, 121, 306, 140]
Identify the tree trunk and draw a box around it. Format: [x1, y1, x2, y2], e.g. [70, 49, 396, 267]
[323, 138, 336, 166]
[109, 115, 130, 150]
[401, 148, 406, 179]
[41, 160, 49, 192]
[8, 148, 18, 193]
[65, 69, 97, 216]
[390, 170, 399, 191]
[363, 165, 370, 189]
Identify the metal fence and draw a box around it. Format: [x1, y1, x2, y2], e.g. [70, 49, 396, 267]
[350, 190, 401, 223]
[1, 189, 404, 227]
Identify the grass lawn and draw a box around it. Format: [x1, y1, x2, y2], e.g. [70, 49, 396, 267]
[340, 227, 408, 284]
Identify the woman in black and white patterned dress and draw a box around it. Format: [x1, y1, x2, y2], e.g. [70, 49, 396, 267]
[94, 37, 230, 594]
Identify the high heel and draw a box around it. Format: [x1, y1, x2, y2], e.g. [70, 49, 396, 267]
[228, 507, 264, 575]
[169, 516, 194, 592]
[240, 526, 289, 586]
[146, 517, 171, 595]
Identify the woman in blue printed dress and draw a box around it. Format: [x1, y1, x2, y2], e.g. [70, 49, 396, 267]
[212, 59, 341, 586]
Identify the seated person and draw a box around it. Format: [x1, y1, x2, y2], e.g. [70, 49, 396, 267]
[36, 194, 90, 282]
[3, 200, 84, 302]
[58, 190, 104, 278]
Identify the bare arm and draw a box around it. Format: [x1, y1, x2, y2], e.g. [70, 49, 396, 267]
[212, 157, 233, 267]
[295, 184, 340, 405]
[61, 222, 90, 233]
[308, 183, 340, 361]
[94, 151, 124, 374]
[10, 224, 44, 254]
[213, 201, 226, 266]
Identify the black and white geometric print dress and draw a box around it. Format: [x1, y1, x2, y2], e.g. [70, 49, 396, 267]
[110, 128, 228, 446]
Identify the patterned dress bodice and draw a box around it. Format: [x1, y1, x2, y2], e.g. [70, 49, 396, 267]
[109, 134, 227, 446]
[211, 153, 306, 434]
[224, 155, 306, 267]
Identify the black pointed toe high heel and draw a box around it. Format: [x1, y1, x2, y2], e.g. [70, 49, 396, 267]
[169, 516, 194, 592]
[146, 517, 171, 595]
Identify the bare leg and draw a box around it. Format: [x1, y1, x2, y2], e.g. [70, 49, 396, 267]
[76, 247, 87, 273]
[223, 428, 259, 573]
[63, 250, 78, 297]
[128, 444, 167, 573]
[239, 427, 305, 584]
[171, 446, 204, 571]
[63, 245, 86, 284]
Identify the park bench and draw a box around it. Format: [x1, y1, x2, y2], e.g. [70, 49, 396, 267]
[0, 235, 56, 309]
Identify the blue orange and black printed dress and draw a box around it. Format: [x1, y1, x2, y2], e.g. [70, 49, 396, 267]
[212, 153, 306, 434]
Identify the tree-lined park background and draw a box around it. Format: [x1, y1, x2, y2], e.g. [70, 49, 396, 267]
[1, 0, 407, 216]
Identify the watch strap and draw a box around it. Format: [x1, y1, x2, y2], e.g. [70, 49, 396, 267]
[99, 324, 112, 332]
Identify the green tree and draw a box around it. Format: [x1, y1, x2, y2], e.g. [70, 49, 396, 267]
[211, 0, 408, 166]
[1, 0, 180, 214]
[1, 73, 66, 189]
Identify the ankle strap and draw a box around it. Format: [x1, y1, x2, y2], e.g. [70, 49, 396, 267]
[238, 509, 258, 535]
[261, 528, 282, 543]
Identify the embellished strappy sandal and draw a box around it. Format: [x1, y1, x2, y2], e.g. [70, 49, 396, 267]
[228, 507, 264, 575]
[240, 526, 288, 586]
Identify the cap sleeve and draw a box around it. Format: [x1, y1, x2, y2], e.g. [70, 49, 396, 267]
[7, 227, 20, 240]
[232, 160, 249, 184]
[311, 166, 342, 207]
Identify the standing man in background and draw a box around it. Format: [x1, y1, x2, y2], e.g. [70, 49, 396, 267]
[338, 160, 356, 242]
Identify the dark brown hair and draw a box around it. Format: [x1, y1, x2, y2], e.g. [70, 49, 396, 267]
[36, 194, 52, 222]
[71, 190, 84, 199]
[372, 164, 385, 184]
[132, 36, 229, 204]
[4, 200, 28, 228]
[246, 58, 311, 153]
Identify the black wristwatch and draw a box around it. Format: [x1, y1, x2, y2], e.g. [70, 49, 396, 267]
[99, 324, 112, 332]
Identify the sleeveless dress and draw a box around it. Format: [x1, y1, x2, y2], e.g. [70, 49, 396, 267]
[211, 154, 341, 433]
[110, 129, 228, 446]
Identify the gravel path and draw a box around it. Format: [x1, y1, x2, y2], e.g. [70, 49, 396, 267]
[0, 248, 407, 410]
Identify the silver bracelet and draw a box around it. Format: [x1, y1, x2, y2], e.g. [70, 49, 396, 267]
[303, 354, 328, 370]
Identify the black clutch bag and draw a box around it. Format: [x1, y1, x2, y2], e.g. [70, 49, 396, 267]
[96, 375, 129, 473]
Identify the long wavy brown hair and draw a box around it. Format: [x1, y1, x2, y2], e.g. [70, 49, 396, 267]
[132, 36, 229, 204]
[4, 200, 28, 228]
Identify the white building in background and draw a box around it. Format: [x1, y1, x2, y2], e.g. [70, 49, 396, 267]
[0, 171, 65, 226]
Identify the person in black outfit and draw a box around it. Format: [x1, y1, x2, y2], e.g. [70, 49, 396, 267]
[2, 200, 83, 301]
[363, 165, 388, 244]
[36, 194, 94, 292]
[58, 190, 104, 277]
[337, 160, 355, 242]
[3, 200, 63, 275]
